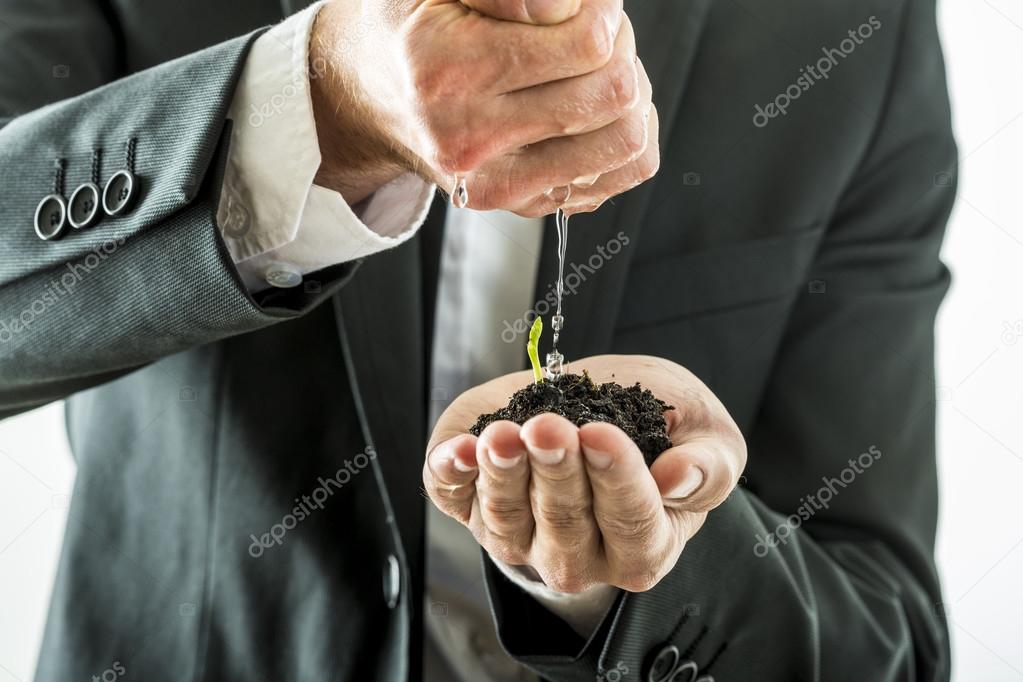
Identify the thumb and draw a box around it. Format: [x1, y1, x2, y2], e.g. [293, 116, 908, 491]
[651, 437, 745, 513]
[460, 0, 582, 24]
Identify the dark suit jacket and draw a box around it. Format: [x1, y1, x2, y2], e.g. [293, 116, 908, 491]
[0, 0, 957, 679]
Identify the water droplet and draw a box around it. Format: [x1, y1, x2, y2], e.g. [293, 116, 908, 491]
[545, 351, 565, 380]
[451, 176, 469, 209]
[544, 185, 572, 205]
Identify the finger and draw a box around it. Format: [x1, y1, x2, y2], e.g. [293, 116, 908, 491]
[423, 434, 479, 524]
[476, 67, 651, 211]
[648, 377, 746, 512]
[494, 15, 639, 148]
[650, 436, 742, 513]
[475, 0, 625, 92]
[516, 103, 659, 218]
[461, 0, 582, 24]
[579, 421, 680, 592]
[520, 414, 601, 591]
[473, 421, 534, 562]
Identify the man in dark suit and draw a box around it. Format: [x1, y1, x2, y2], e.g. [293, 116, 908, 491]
[0, 0, 957, 680]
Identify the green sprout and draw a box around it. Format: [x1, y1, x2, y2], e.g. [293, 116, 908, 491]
[527, 317, 544, 384]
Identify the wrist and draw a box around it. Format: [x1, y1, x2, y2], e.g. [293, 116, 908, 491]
[309, 3, 409, 204]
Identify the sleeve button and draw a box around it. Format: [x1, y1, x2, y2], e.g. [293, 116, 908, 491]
[69, 182, 102, 229]
[101, 169, 139, 216]
[647, 645, 680, 682]
[34, 194, 68, 241]
[265, 262, 302, 289]
[382, 554, 401, 609]
[668, 660, 699, 682]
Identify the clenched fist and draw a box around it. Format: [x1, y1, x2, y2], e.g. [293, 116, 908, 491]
[423, 356, 748, 593]
[309, 0, 659, 215]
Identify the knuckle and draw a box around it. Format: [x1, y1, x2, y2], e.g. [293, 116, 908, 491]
[595, 505, 659, 544]
[480, 494, 531, 527]
[578, 14, 616, 68]
[606, 59, 639, 112]
[533, 498, 590, 531]
[433, 131, 488, 175]
[613, 116, 648, 161]
[638, 143, 661, 181]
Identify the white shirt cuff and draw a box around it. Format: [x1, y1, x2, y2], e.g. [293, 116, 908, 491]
[490, 557, 620, 638]
[216, 0, 435, 293]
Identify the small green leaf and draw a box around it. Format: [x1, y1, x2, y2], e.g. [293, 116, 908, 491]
[527, 317, 544, 384]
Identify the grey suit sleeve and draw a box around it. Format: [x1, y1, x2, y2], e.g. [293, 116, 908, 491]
[0, 6, 360, 419]
[487, 0, 956, 679]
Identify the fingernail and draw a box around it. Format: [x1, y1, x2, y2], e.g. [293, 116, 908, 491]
[452, 455, 476, 473]
[668, 467, 704, 499]
[487, 447, 523, 470]
[582, 444, 613, 470]
[530, 447, 565, 466]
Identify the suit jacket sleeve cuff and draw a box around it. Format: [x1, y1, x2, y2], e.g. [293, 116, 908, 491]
[215, 0, 435, 293]
[488, 555, 620, 638]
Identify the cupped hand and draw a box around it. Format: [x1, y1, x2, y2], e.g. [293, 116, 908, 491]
[423, 355, 747, 593]
[309, 0, 659, 215]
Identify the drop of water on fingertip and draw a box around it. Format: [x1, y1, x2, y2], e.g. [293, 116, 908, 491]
[451, 176, 469, 209]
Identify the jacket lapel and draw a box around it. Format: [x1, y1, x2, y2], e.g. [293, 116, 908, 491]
[533, 0, 713, 363]
[333, 237, 427, 557]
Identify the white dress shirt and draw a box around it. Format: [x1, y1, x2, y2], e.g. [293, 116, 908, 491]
[216, 4, 618, 679]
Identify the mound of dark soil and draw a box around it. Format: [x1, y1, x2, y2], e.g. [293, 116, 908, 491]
[468, 372, 673, 466]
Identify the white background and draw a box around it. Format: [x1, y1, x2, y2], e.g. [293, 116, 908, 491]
[2, 1, 1022, 679]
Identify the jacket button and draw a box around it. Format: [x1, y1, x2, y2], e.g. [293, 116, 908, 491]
[647, 645, 679, 682]
[34, 194, 67, 241]
[101, 169, 139, 216]
[68, 182, 102, 229]
[383, 554, 401, 609]
[668, 660, 699, 682]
